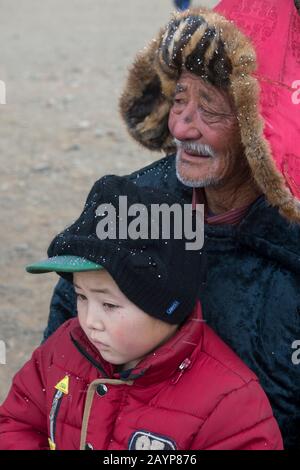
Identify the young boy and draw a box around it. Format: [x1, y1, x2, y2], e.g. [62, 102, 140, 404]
[0, 176, 283, 450]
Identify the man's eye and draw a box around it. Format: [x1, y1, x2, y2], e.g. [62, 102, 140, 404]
[75, 293, 87, 302]
[173, 97, 185, 105]
[199, 107, 222, 123]
[198, 105, 212, 114]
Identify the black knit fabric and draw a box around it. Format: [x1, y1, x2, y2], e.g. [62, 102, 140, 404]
[47, 175, 204, 324]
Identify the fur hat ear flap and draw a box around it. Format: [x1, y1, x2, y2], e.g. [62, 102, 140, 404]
[119, 31, 175, 152]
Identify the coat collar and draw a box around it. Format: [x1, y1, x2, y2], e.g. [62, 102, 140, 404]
[70, 301, 204, 386]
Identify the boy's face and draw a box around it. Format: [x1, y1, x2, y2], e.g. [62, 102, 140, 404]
[73, 270, 178, 371]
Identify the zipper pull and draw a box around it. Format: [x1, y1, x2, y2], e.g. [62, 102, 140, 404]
[172, 358, 192, 384]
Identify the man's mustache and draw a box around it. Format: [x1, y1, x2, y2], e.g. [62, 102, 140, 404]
[174, 138, 216, 158]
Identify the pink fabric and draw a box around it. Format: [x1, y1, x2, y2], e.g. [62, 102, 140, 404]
[215, 0, 300, 199]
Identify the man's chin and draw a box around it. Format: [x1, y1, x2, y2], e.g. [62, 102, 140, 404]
[176, 150, 204, 186]
[175, 158, 219, 188]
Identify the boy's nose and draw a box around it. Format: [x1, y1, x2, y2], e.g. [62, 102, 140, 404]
[85, 305, 105, 331]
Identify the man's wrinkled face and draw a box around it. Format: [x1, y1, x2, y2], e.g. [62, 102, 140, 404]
[168, 71, 241, 188]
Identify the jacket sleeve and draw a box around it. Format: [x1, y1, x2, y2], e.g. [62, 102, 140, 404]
[0, 322, 70, 450]
[191, 380, 283, 450]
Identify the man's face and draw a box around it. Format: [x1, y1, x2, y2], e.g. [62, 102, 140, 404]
[168, 71, 241, 188]
[74, 270, 177, 371]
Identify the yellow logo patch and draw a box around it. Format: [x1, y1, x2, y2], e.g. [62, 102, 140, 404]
[54, 375, 69, 395]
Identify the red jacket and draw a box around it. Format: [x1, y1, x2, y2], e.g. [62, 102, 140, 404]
[0, 302, 283, 450]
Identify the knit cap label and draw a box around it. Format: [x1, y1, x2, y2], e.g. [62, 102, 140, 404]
[166, 300, 180, 315]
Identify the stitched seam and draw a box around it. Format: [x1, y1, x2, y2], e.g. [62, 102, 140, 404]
[199, 350, 256, 385]
[190, 382, 271, 448]
[201, 416, 274, 450]
[191, 381, 260, 444]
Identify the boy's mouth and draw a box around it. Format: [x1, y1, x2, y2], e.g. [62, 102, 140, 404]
[91, 338, 109, 348]
[95, 340, 108, 346]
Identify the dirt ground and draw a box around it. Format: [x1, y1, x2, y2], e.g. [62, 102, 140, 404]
[0, 0, 217, 403]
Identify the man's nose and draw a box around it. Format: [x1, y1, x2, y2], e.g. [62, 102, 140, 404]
[172, 103, 202, 141]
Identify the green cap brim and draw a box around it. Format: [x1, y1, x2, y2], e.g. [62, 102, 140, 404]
[26, 255, 103, 274]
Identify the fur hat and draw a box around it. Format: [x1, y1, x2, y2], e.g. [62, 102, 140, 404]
[120, 1, 300, 223]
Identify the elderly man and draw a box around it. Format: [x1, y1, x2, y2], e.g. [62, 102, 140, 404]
[44, 0, 300, 448]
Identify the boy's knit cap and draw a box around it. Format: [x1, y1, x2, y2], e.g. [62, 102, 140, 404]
[26, 175, 204, 324]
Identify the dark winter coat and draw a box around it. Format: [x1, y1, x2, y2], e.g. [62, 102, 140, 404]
[44, 154, 300, 449]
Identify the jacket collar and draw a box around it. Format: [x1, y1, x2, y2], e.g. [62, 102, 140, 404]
[70, 301, 204, 385]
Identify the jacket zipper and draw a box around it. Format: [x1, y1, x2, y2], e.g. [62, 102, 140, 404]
[172, 358, 192, 384]
[49, 389, 64, 450]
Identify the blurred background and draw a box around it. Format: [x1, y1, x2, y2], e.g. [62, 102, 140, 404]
[0, 0, 218, 402]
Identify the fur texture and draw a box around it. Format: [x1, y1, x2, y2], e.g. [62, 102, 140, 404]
[119, 8, 300, 223]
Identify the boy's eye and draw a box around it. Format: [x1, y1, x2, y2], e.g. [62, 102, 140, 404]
[103, 303, 117, 310]
[75, 293, 87, 302]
